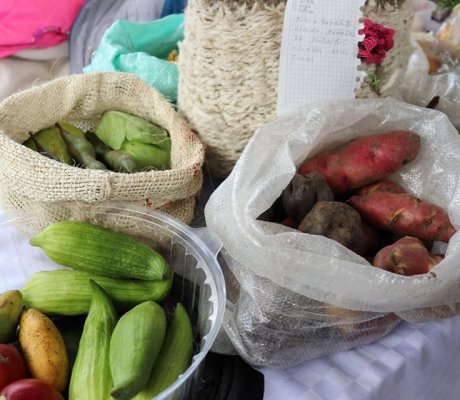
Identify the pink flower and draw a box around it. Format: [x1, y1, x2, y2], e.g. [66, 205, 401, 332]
[358, 19, 395, 65]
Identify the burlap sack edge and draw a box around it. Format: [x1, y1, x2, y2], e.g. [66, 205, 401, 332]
[0, 72, 205, 204]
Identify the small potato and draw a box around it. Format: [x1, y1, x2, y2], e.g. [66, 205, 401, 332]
[298, 201, 367, 255]
[282, 172, 334, 223]
[19, 308, 69, 392]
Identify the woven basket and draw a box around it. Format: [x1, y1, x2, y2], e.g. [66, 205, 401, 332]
[0, 72, 205, 225]
[178, 0, 414, 177]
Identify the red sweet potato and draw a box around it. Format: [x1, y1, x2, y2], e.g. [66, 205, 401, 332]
[348, 191, 456, 243]
[299, 131, 421, 194]
[356, 179, 406, 196]
[373, 236, 443, 276]
[281, 216, 298, 229]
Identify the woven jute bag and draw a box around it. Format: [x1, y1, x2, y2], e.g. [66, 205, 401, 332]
[0, 72, 205, 225]
[178, 0, 414, 177]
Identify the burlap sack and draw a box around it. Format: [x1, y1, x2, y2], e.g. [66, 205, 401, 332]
[0, 72, 205, 225]
[178, 0, 414, 177]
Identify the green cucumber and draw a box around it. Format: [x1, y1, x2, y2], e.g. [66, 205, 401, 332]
[22, 270, 173, 316]
[133, 303, 193, 399]
[69, 280, 117, 400]
[29, 221, 170, 281]
[110, 301, 166, 400]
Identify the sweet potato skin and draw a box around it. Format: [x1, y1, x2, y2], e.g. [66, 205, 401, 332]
[356, 179, 406, 196]
[299, 131, 421, 194]
[373, 236, 443, 276]
[348, 191, 456, 243]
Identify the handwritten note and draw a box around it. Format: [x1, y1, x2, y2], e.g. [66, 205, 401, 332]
[277, 0, 365, 117]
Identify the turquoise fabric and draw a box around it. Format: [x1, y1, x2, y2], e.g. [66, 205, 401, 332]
[84, 14, 184, 102]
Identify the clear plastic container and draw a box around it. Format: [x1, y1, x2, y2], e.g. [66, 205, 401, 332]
[412, 0, 437, 32]
[0, 205, 226, 400]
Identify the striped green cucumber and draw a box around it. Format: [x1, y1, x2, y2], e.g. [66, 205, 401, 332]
[110, 301, 166, 400]
[22, 270, 173, 315]
[29, 221, 170, 280]
[133, 303, 193, 399]
[69, 280, 117, 400]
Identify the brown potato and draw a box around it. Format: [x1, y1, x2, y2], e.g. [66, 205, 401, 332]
[298, 201, 367, 255]
[282, 172, 334, 222]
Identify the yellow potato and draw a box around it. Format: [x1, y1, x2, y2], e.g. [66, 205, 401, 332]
[19, 308, 69, 392]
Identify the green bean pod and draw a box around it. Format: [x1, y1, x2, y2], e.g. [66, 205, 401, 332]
[57, 123, 107, 170]
[86, 132, 138, 173]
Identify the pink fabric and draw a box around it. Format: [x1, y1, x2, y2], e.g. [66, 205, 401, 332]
[0, 0, 86, 58]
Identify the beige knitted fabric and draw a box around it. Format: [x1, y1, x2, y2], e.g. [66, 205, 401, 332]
[0, 72, 205, 225]
[179, 0, 414, 177]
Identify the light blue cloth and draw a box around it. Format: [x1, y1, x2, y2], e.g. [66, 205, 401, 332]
[84, 13, 184, 102]
[69, 0, 166, 74]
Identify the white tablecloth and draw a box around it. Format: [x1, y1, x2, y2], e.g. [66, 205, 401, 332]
[263, 313, 460, 400]
[2, 211, 460, 400]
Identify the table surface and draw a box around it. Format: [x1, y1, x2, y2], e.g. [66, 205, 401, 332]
[262, 314, 460, 400]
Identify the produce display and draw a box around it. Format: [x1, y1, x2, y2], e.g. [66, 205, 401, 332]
[262, 130, 456, 276]
[24, 111, 172, 172]
[0, 221, 193, 400]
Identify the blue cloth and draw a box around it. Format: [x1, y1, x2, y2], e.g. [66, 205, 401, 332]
[83, 14, 184, 102]
[69, 0, 166, 73]
[161, 0, 187, 17]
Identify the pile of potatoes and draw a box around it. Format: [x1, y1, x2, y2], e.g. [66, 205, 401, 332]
[261, 130, 456, 276]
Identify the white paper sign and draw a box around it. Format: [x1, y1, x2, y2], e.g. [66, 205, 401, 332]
[277, 0, 365, 117]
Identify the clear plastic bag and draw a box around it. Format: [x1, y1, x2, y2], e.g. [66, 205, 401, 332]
[399, 41, 460, 131]
[205, 98, 460, 368]
[436, 4, 460, 62]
